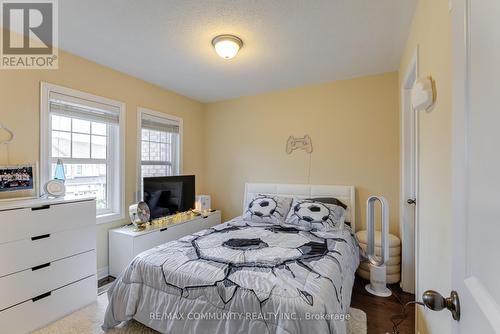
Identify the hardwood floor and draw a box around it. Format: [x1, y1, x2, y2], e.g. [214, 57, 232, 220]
[351, 277, 416, 334]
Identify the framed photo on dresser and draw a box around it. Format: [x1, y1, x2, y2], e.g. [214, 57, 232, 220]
[0, 163, 38, 201]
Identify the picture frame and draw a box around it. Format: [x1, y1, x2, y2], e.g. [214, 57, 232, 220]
[0, 163, 39, 201]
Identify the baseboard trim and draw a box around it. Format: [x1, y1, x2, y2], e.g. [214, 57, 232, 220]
[97, 266, 109, 280]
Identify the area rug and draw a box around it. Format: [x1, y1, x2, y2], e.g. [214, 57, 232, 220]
[34, 293, 367, 334]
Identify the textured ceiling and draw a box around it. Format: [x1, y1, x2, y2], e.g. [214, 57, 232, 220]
[58, 0, 417, 102]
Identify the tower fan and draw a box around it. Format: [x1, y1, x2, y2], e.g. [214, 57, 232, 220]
[364, 196, 392, 297]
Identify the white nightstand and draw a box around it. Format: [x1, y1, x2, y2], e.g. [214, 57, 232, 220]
[109, 210, 221, 277]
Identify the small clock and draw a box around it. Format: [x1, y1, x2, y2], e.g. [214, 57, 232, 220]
[44, 180, 66, 197]
[129, 202, 150, 230]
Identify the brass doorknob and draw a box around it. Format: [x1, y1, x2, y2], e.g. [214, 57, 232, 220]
[422, 290, 460, 321]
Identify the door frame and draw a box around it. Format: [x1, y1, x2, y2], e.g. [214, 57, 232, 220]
[400, 47, 419, 295]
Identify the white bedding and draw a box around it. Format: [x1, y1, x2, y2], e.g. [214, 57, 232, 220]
[103, 217, 360, 334]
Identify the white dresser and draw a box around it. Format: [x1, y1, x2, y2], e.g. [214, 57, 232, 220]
[0, 197, 97, 334]
[109, 210, 221, 277]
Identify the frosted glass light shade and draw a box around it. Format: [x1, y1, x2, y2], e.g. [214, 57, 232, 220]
[212, 35, 243, 59]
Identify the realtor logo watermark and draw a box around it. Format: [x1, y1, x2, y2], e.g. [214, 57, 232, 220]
[1, 0, 58, 69]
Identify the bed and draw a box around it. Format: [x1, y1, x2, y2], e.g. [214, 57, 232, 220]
[103, 183, 360, 334]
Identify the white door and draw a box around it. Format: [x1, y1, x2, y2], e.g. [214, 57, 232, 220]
[451, 0, 500, 332]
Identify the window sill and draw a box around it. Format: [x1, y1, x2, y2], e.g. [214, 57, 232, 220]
[97, 212, 125, 225]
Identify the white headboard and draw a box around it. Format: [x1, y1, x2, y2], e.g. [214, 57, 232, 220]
[244, 183, 356, 232]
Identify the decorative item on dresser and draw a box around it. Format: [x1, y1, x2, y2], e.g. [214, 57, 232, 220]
[0, 163, 38, 201]
[43, 180, 66, 198]
[0, 197, 97, 334]
[195, 194, 211, 212]
[128, 201, 151, 230]
[43, 159, 66, 198]
[109, 210, 221, 277]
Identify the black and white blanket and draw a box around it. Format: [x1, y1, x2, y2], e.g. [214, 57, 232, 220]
[103, 217, 360, 334]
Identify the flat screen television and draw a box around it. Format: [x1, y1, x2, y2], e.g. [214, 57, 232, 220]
[143, 175, 195, 220]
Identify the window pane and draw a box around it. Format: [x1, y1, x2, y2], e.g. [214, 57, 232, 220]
[141, 141, 149, 160]
[46, 93, 123, 219]
[160, 132, 167, 143]
[92, 122, 106, 136]
[72, 133, 90, 158]
[141, 129, 149, 141]
[142, 164, 170, 178]
[91, 135, 106, 159]
[140, 117, 180, 187]
[167, 143, 173, 162]
[150, 142, 160, 161]
[72, 119, 90, 134]
[53, 163, 108, 210]
[160, 143, 167, 161]
[51, 131, 71, 157]
[150, 130, 160, 142]
[52, 115, 71, 131]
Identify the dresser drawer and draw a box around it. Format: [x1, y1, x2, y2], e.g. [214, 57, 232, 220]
[0, 250, 96, 311]
[132, 214, 221, 256]
[0, 225, 95, 277]
[157, 212, 221, 243]
[0, 275, 96, 334]
[133, 230, 164, 255]
[0, 199, 95, 245]
[204, 211, 221, 228]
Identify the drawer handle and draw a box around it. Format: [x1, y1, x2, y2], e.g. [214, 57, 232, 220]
[32, 262, 51, 271]
[31, 205, 51, 211]
[32, 291, 51, 302]
[31, 234, 51, 241]
[160, 227, 168, 232]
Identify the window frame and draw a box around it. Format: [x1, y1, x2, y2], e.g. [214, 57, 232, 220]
[136, 107, 183, 202]
[40, 82, 126, 224]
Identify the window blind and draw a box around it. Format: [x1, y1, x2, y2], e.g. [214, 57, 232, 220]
[141, 113, 179, 133]
[49, 92, 120, 125]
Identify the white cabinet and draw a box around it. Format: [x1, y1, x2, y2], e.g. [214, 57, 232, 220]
[0, 197, 97, 334]
[109, 211, 221, 277]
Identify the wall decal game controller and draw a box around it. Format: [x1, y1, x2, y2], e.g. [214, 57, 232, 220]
[286, 135, 313, 154]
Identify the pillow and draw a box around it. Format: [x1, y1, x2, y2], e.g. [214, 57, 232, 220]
[243, 194, 292, 224]
[306, 197, 347, 210]
[285, 198, 346, 231]
[306, 197, 351, 226]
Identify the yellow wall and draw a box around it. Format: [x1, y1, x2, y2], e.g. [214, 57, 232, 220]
[399, 0, 453, 333]
[0, 39, 205, 271]
[0, 32, 404, 279]
[203, 72, 401, 235]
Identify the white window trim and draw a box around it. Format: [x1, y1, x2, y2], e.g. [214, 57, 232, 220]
[40, 82, 126, 224]
[136, 107, 183, 202]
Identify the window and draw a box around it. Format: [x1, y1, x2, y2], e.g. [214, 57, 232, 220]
[138, 108, 182, 196]
[41, 83, 125, 223]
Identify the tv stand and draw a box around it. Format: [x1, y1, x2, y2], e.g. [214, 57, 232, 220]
[109, 210, 221, 277]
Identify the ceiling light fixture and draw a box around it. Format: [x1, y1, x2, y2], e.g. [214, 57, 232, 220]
[211, 34, 243, 59]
